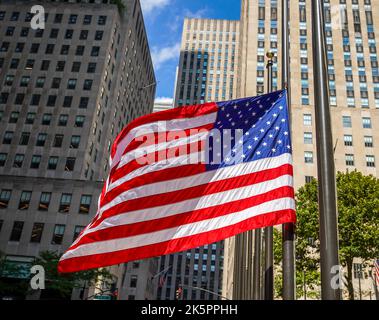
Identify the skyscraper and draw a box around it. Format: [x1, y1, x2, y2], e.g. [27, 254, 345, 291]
[0, 0, 156, 299]
[155, 18, 240, 300]
[225, 0, 379, 299]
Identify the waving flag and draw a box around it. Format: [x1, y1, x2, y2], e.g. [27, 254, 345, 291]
[374, 259, 379, 286]
[58, 90, 296, 273]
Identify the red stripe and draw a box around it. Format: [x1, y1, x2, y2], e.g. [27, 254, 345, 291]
[98, 163, 293, 228]
[111, 103, 217, 159]
[68, 186, 294, 250]
[110, 140, 206, 182]
[58, 209, 296, 273]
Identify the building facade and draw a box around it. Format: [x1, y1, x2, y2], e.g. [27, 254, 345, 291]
[0, 0, 156, 299]
[224, 0, 379, 300]
[155, 18, 240, 301]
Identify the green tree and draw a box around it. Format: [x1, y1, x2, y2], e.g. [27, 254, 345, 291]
[274, 171, 379, 300]
[35, 251, 114, 300]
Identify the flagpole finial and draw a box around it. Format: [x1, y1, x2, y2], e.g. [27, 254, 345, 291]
[266, 51, 275, 60]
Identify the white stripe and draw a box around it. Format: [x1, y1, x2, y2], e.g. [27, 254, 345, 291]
[101, 153, 292, 214]
[107, 151, 204, 193]
[61, 197, 295, 260]
[116, 131, 209, 170]
[110, 112, 217, 170]
[81, 174, 293, 238]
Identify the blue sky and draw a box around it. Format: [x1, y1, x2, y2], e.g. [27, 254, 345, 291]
[140, 0, 241, 103]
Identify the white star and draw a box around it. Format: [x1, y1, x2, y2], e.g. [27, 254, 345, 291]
[284, 131, 289, 136]
[209, 146, 213, 151]
[273, 113, 278, 117]
[245, 120, 249, 124]
[281, 119, 286, 123]
[234, 105, 238, 109]
[269, 134, 273, 138]
[226, 114, 230, 118]
[266, 121, 271, 125]
[245, 102, 249, 107]
[275, 126, 280, 130]
[257, 151, 261, 155]
[278, 140, 282, 144]
[232, 148, 237, 153]
[223, 145, 227, 149]
[216, 138, 220, 142]
[241, 154, 246, 159]
[231, 122, 235, 126]
[260, 129, 265, 133]
[272, 148, 276, 152]
[287, 145, 291, 149]
[252, 112, 256, 116]
[226, 157, 230, 162]
[217, 121, 221, 124]
[245, 132, 250, 136]
[239, 140, 243, 144]
[263, 142, 267, 147]
[259, 105, 263, 109]
[279, 106, 283, 110]
[248, 145, 252, 150]
[239, 114, 243, 118]
[221, 107, 225, 111]
[254, 136, 259, 141]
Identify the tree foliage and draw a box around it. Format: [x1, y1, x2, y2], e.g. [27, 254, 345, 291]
[274, 171, 379, 300]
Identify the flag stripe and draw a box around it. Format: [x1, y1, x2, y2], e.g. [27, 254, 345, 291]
[58, 209, 296, 273]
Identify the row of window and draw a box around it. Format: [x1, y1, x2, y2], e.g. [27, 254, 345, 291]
[4, 26, 104, 41]
[0, 11, 107, 25]
[304, 151, 375, 167]
[0, 93, 90, 109]
[2, 131, 81, 147]
[303, 132, 374, 148]
[0, 42, 101, 57]
[0, 220, 84, 245]
[1, 59, 97, 74]
[303, 113, 375, 129]
[0, 190, 92, 213]
[4, 76, 94, 91]
[0, 112, 85, 127]
[0, 154, 77, 171]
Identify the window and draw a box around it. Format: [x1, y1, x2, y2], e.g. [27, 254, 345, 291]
[83, 15, 92, 25]
[79, 97, 89, 109]
[52, 224, 65, 245]
[30, 223, 44, 243]
[69, 14, 78, 24]
[344, 135, 353, 146]
[79, 195, 92, 213]
[25, 59, 34, 70]
[41, 60, 49, 70]
[87, 63, 96, 73]
[364, 136, 373, 148]
[9, 112, 19, 123]
[25, 113, 36, 125]
[0, 92, 9, 104]
[19, 191, 32, 210]
[6, 26, 15, 36]
[366, 155, 375, 167]
[130, 275, 138, 288]
[65, 29, 73, 39]
[65, 157, 76, 171]
[75, 116, 85, 127]
[51, 78, 61, 89]
[58, 114, 68, 126]
[39, 192, 51, 211]
[60, 45, 69, 55]
[91, 46, 100, 56]
[56, 61, 65, 72]
[67, 79, 77, 89]
[30, 155, 41, 169]
[98, 15, 107, 25]
[83, 79, 93, 90]
[0, 189, 11, 209]
[54, 14, 63, 23]
[36, 133, 47, 147]
[53, 135, 63, 148]
[10, 58, 20, 69]
[345, 154, 354, 166]
[50, 28, 59, 38]
[5, 75, 14, 86]
[76, 45, 84, 56]
[3, 131, 14, 144]
[72, 62, 81, 72]
[11, 11, 20, 21]
[47, 95, 57, 107]
[95, 31, 103, 40]
[42, 114, 52, 125]
[36, 77, 45, 88]
[0, 153, 7, 167]
[13, 154, 24, 168]
[59, 194, 72, 213]
[48, 157, 58, 170]
[304, 151, 313, 164]
[19, 132, 30, 145]
[70, 136, 80, 149]
[9, 221, 24, 242]
[353, 263, 363, 279]
[15, 42, 25, 53]
[362, 117, 372, 129]
[73, 226, 85, 240]
[15, 93, 25, 105]
[342, 116, 352, 128]
[305, 176, 314, 184]
[80, 30, 88, 40]
[20, 76, 30, 87]
[45, 44, 55, 54]
[304, 132, 313, 144]
[63, 96, 73, 108]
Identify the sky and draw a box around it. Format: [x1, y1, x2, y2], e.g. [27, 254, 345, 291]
[140, 0, 241, 104]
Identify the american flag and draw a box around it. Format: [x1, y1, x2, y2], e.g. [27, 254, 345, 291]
[158, 269, 169, 288]
[58, 90, 296, 273]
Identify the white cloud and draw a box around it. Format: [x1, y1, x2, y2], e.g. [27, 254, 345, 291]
[140, 0, 171, 15]
[151, 43, 181, 70]
[183, 8, 209, 19]
[155, 97, 173, 104]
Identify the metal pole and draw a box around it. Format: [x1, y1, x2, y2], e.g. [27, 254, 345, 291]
[358, 270, 362, 300]
[303, 270, 307, 300]
[263, 52, 274, 301]
[311, 0, 341, 300]
[281, 0, 296, 300]
[253, 229, 262, 299]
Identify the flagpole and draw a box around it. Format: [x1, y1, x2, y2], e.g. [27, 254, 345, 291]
[311, 0, 341, 300]
[281, 0, 296, 300]
[264, 52, 274, 300]
[252, 228, 262, 299]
